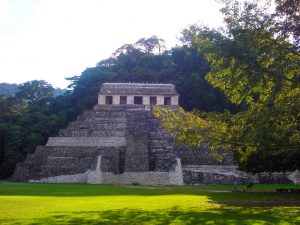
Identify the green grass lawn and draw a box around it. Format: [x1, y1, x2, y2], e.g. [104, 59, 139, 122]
[0, 182, 299, 225]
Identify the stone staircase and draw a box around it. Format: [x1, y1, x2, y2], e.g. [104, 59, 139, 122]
[10, 105, 182, 184]
[148, 130, 177, 172]
[11, 105, 130, 182]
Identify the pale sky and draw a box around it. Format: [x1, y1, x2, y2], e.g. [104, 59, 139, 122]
[0, 0, 224, 88]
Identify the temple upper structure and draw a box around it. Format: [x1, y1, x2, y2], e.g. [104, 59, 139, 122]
[98, 83, 179, 106]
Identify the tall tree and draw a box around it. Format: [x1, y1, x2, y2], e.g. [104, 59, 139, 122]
[134, 36, 166, 54]
[275, 0, 300, 49]
[16, 80, 54, 102]
[154, 0, 300, 172]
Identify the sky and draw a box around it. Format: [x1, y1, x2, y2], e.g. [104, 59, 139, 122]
[0, 0, 224, 88]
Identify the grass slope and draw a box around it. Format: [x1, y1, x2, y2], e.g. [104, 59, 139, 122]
[0, 182, 299, 225]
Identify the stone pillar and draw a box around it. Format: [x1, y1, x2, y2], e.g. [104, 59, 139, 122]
[157, 96, 164, 105]
[171, 96, 179, 105]
[98, 95, 106, 105]
[127, 95, 134, 105]
[143, 96, 150, 105]
[113, 95, 120, 105]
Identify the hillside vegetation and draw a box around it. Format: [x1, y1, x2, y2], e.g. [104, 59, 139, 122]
[0, 82, 65, 97]
[0, 83, 18, 97]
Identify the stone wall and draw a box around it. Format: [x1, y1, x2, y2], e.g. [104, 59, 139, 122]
[175, 143, 233, 165]
[98, 94, 179, 106]
[10, 146, 125, 182]
[182, 165, 249, 185]
[30, 153, 183, 185]
[182, 165, 294, 185]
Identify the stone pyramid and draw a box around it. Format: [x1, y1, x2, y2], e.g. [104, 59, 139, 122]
[11, 82, 295, 185]
[11, 105, 183, 185]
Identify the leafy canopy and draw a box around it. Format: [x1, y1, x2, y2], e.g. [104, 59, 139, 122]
[154, 0, 300, 172]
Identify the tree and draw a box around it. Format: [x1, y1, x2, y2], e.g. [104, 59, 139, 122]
[154, 0, 300, 172]
[134, 36, 166, 54]
[0, 96, 27, 121]
[16, 80, 54, 102]
[275, 0, 300, 49]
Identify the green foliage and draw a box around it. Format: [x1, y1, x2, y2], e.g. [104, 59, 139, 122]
[153, 107, 229, 161]
[134, 35, 166, 54]
[0, 81, 80, 179]
[275, 0, 300, 49]
[155, 0, 300, 172]
[67, 36, 231, 112]
[16, 80, 54, 102]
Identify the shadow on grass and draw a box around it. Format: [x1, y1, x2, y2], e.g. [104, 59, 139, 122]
[2, 206, 298, 225]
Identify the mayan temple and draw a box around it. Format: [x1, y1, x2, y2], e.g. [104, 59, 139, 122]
[11, 83, 296, 185]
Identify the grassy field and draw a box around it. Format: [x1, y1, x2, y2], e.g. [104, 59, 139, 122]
[0, 182, 299, 224]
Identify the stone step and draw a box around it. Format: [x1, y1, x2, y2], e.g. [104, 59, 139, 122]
[24, 153, 35, 162]
[20, 147, 124, 179]
[34, 146, 125, 157]
[91, 131, 126, 137]
[68, 121, 127, 129]
[25, 155, 95, 167]
[58, 129, 126, 137]
[94, 105, 147, 111]
[10, 163, 43, 181]
[61, 125, 126, 133]
[148, 147, 169, 153]
[176, 147, 233, 165]
[82, 110, 127, 118]
[182, 165, 238, 172]
[36, 145, 125, 151]
[46, 137, 126, 147]
[38, 165, 92, 178]
[44, 156, 95, 167]
[76, 117, 127, 123]
[149, 132, 174, 139]
[148, 140, 173, 148]
[66, 124, 127, 131]
[101, 171, 175, 185]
